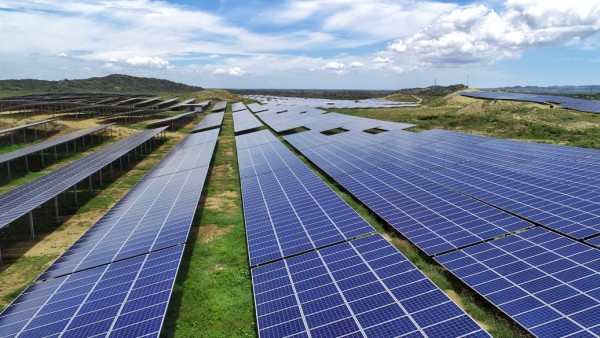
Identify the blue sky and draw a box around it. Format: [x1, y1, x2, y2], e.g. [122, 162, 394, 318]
[0, 0, 599, 89]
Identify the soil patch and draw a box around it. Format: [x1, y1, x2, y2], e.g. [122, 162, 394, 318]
[200, 224, 232, 243]
[204, 191, 239, 212]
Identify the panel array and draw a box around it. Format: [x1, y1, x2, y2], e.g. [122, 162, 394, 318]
[236, 130, 373, 266]
[436, 228, 600, 337]
[0, 124, 113, 165]
[0, 128, 219, 337]
[231, 102, 247, 112]
[245, 95, 419, 109]
[0, 245, 184, 338]
[461, 91, 600, 114]
[284, 131, 532, 256]
[191, 112, 224, 133]
[212, 101, 227, 112]
[233, 109, 263, 134]
[256, 105, 414, 133]
[0, 127, 167, 229]
[38, 129, 218, 279]
[424, 161, 600, 239]
[253, 234, 489, 338]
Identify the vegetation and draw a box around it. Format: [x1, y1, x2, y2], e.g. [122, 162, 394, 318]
[0, 74, 202, 96]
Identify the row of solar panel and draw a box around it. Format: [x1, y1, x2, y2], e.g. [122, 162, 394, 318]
[254, 104, 415, 133]
[275, 123, 600, 337]
[0, 123, 113, 165]
[461, 91, 600, 114]
[284, 128, 600, 242]
[245, 95, 418, 109]
[191, 112, 224, 133]
[0, 127, 167, 230]
[236, 130, 489, 337]
[0, 128, 220, 337]
[233, 108, 264, 134]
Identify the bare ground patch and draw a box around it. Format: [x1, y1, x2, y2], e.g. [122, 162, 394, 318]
[204, 191, 239, 212]
[209, 164, 234, 180]
[199, 224, 232, 243]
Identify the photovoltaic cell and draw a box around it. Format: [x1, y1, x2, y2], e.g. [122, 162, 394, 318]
[0, 245, 184, 338]
[435, 228, 600, 338]
[253, 234, 489, 338]
[586, 236, 600, 248]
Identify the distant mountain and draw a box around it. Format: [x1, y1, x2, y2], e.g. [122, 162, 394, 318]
[0, 74, 202, 94]
[394, 84, 468, 96]
[488, 85, 600, 94]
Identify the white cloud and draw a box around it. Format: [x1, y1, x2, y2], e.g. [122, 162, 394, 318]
[322, 61, 345, 70]
[372, 57, 392, 64]
[388, 1, 600, 67]
[348, 61, 365, 69]
[125, 56, 170, 68]
[57, 52, 69, 58]
[213, 67, 246, 76]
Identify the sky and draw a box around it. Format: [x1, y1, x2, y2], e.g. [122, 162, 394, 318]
[1, 0, 600, 89]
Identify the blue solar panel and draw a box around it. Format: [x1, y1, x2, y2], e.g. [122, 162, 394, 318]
[233, 109, 263, 133]
[424, 161, 600, 239]
[237, 131, 373, 266]
[38, 130, 217, 280]
[284, 132, 532, 256]
[435, 227, 600, 337]
[252, 234, 489, 338]
[191, 112, 224, 133]
[0, 245, 184, 338]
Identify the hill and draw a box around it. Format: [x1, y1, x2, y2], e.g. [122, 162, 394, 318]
[394, 84, 468, 96]
[0, 74, 202, 95]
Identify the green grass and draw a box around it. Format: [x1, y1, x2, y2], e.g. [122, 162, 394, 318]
[163, 106, 255, 337]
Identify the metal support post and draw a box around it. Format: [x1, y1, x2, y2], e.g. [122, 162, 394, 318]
[29, 211, 35, 238]
[54, 196, 59, 221]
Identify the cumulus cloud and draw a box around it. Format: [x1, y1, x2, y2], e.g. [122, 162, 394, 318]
[212, 67, 246, 76]
[57, 52, 69, 58]
[372, 57, 392, 64]
[322, 61, 346, 70]
[125, 56, 170, 68]
[348, 61, 365, 69]
[388, 0, 600, 67]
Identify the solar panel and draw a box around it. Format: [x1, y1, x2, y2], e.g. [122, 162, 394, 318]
[233, 109, 263, 134]
[253, 234, 489, 337]
[0, 245, 184, 338]
[247, 103, 269, 113]
[235, 129, 280, 151]
[37, 130, 217, 280]
[435, 227, 600, 337]
[145, 111, 196, 129]
[424, 161, 600, 239]
[0, 118, 59, 135]
[191, 112, 224, 133]
[212, 101, 227, 112]
[284, 132, 531, 256]
[0, 127, 167, 230]
[0, 124, 113, 165]
[232, 102, 247, 112]
[237, 131, 373, 266]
